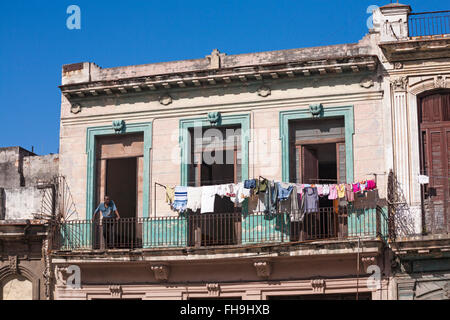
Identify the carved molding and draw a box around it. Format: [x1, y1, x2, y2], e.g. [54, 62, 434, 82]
[54, 265, 69, 286]
[70, 103, 82, 114]
[150, 265, 170, 282]
[206, 49, 225, 69]
[360, 77, 374, 89]
[159, 94, 173, 106]
[409, 75, 449, 95]
[394, 62, 403, 70]
[253, 261, 272, 278]
[360, 255, 378, 272]
[8, 256, 18, 274]
[206, 283, 221, 296]
[391, 76, 408, 92]
[109, 285, 123, 298]
[309, 103, 323, 118]
[257, 85, 271, 97]
[207, 112, 221, 126]
[311, 279, 326, 293]
[112, 120, 125, 134]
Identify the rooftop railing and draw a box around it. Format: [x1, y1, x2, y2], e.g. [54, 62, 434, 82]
[409, 11, 450, 38]
[51, 206, 388, 251]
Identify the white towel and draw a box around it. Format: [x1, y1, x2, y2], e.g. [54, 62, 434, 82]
[187, 187, 202, 212]
[201, 185, 217, 214]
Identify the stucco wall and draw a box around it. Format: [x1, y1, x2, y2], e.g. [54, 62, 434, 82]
[59, 70, 387, 219]
[4, 187, 45, 220]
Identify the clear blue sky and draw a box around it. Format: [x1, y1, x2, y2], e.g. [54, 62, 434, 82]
[0, 0, 447, 155]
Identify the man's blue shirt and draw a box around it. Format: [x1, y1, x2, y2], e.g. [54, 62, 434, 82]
[94, 201, 117, 218]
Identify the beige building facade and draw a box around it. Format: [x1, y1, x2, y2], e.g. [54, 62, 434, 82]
[48, 3, 450, 300]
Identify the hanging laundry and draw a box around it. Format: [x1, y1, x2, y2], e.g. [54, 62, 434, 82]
[366, 180, 377, 190]
[271, 181, 278, 212]
[328, 184, 338, 200]
[187, 187, 202, 212]
[172, 186, 188, 212]
[166, 187, 175, 204]
[257, 179, 268, 194]
[276, 182, 293, 201]
[303, 187, 319, 213]
[201, 185, 217, 214]
[352, 182, 361, 193]
[322, 184, 330, 196]
[244, 179, 257, 189]
[360, 181, 367, 192]
[345, 184, 354, 202]
[248, 192, 266, 214]
[316, 185, 324, 197]
[337, 184, 346, 199]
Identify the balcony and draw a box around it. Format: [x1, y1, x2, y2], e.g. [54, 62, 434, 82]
[409, 11, 450, 38]
[51, 206, 388, 251]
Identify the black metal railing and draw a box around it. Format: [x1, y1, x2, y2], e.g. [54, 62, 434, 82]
[409, 11, 450, 37]
[52, 207, 388, 251]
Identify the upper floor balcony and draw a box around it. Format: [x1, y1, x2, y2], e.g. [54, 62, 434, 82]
[51, 206, 388, 252]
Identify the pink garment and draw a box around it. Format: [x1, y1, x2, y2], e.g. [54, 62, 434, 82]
[346, 184, 354, 202]
[317, 185, 324, 197]
[366, 180, 376, 190]
[328, 185, 338, 200]
[352, 183, 361, 193]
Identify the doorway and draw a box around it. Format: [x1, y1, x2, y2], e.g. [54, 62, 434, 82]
[106, 157, 137, 219]
[418, 91, 450, 234]
[94, 133, 144, 249]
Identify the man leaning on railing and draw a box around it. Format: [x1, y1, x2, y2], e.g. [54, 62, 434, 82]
[93, 195, 121, 249]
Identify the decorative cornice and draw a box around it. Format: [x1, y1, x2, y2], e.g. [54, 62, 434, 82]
[59, 55, 379, 99]
[380, 38, 450, 62]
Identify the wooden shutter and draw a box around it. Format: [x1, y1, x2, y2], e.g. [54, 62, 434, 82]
[336, 142, 347, 183]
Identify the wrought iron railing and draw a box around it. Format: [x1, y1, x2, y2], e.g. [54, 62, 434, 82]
[52, 206, 388, 251]
[409, 11, 450, 37]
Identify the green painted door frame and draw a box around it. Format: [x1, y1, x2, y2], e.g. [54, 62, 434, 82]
[279, 105, 354, 183]
[179, 114, 251, 186]
[85, 121, 153, 219]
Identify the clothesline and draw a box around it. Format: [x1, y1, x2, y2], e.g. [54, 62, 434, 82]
[163, 177, 378, 221]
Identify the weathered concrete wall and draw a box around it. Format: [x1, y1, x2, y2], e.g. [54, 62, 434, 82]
[0, 147, 35, 189]
[23, 154, 59, 186]
[3, 187, 45, 220]
[0, 221, 49, 300]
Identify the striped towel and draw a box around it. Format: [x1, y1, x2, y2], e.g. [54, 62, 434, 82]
[172, 186, 188, 212]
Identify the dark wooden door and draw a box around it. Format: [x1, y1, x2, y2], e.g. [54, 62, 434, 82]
[419, 92, 450, 233]
[302, 146, 319, 184]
